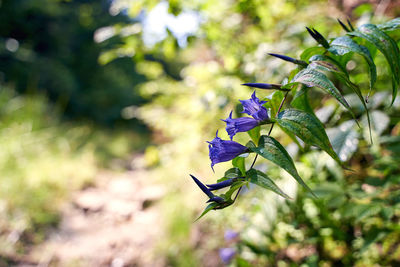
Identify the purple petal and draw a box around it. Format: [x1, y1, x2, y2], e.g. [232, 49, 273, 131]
[219, 248, 236, 264]
[222, 112, 259, 140]
[239, 91, 269, 121]
[208, 133, 248, 170]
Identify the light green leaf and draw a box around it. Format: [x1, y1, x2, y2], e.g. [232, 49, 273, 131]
[276, 109, 341, 164]
[247, 126, 260, 145]
[326, 120, 359, 162]
[349, 24, 400, 105]
[249, 135, 314, 195]
[328, 36, 377, 90]
[300, 46, 325, 61]
[246, 169, 291, 199]
[232, 157, 246, 176]
[266, 90, 284, 118]
[195, 202, 217, 221]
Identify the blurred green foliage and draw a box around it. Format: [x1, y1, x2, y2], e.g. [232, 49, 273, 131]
[0, 0, 147, 127]
[0, 85, 97, 258]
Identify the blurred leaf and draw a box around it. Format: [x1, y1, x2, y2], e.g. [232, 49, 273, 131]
[249, 135, 314, 195]
[326, 120, 359, 162]
[246, 169, 291, 199]
[276, 109, 341, 164]
[361, 110, 390, 140]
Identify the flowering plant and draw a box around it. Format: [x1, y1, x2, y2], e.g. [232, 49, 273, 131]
[190, 18, 400, 219]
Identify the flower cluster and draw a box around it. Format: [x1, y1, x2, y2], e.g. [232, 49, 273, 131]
[222, 91, 270, 140]
[190, 91, 272, 205]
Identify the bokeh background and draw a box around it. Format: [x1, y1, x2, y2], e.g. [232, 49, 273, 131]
[1, 0, 400, 266]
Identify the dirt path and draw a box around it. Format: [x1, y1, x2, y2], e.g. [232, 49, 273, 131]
[30, 168, 166, 267]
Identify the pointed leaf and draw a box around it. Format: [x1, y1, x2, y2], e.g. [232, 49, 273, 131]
[292, 67, 351, 110]
[246, 169, 291, 199]
[249, 135, 314, 195]
[349, 24, 400, 105]
[276, 109, 341, 164]
[328, 36, 377, 90]
[308, 59, 370, 138]
[195, 202, 218, 221]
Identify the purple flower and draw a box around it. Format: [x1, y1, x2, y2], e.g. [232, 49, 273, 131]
[208, 131, 248, 171]
[219, 248, 236, 264]
[222, 111, 259, 140]
[224, 230, 239, 241]
[239, 91, 269, 121]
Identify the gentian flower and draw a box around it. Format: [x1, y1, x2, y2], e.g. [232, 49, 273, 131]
[222, 111, 258, 140]
[190, 175, 224, 204]
[222, 91, 271, 140]
[239, 91, 269, 121]
[208, 131, 249, 171]
[219, 248, 236, 264]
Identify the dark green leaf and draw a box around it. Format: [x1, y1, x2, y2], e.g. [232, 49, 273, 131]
[276, 109, 341, 164]
[292, 67, 351, 111]
[349, 24, 400, 105]
[328, 36, 377, 90]
[249, 135, 314, 195]
[246, 169, 291, 199]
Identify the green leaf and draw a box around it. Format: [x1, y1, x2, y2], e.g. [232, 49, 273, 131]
[300, 46, 325, 61]
[276, 109, 341, 164]
[291, 84, 314, 114]
[328, 36, 377, 90]
[223, 167, 242, 179]
[349, 24, 400, 105]
[326, 120, 359, 162]
[249, 135, 314, 195]
[266, 90, 284, 118]
[247, 126, 260, 145]
[308, 59, 369, 137]
[292, 67, 351, 111]
[223, 181, 246, 199]
[246, 169, 291, 199]
[232, 157, 246, 176]
[378, 18, 400, 32]
[195, 202, 218, 221]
